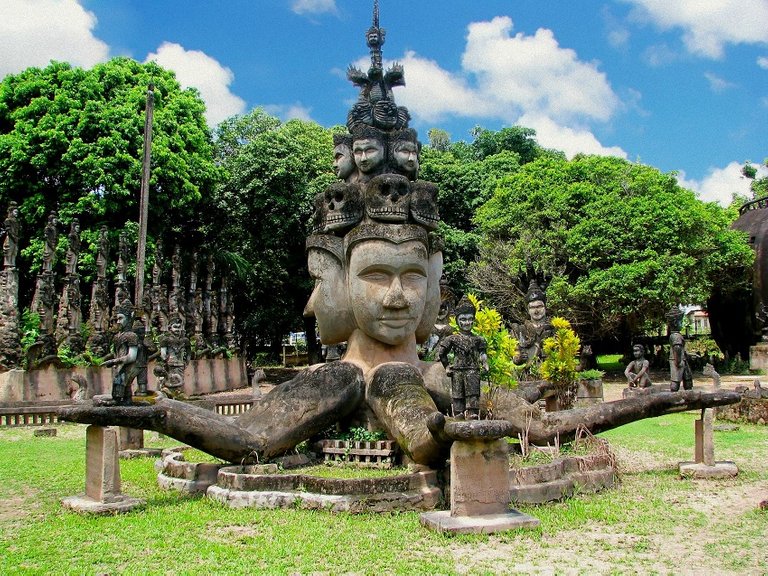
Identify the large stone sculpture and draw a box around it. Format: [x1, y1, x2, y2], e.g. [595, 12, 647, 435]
[87, 226, 111, 357]
[61, 2, 740, 466]
[0, 202, 21, 368]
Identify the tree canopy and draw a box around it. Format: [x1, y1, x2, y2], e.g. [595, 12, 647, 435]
[471, 154, 754, 346]
[205, 109, 334, 355]
[0, 57, 218, 287]
[419, 126, 559, 293]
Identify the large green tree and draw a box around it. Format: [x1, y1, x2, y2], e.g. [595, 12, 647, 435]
[0, 57, 218, 294]
[419, 126, 558, 294]
[206, 109, 334, 359]
[472, 154, 754, 348]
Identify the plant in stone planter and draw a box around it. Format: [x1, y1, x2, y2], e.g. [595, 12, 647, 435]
[540, 317, 581, 410]
[576, 369, 605, 382]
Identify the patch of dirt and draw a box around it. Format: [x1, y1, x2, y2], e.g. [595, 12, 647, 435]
[0, 487, 39, 522]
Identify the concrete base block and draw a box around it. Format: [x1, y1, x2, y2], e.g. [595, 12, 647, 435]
[679, 461, 739, 479]
[419, 509, 540, 535]
[61, 494, 144, 514]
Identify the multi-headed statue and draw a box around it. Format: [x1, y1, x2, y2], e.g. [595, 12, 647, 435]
[61, 2, 741, 467]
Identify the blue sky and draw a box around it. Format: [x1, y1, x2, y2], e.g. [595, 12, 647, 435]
[3, 0, 767, 205]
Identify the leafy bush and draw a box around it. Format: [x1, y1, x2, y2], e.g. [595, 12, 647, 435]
[577, 368, 605, 381]
[541, 317, 581, 409]
[463, 293, 519, 389]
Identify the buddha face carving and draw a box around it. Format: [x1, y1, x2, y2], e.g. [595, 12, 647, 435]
[333, 142, 356, 182]
[347, 239, 428, 346]
[365, 174, 410, 222]
[304, 243, 355, 345]
[353, 137, 385, 176]
[323, 182, 363, 233]
[392, 140, 419, 180]
[528, 300, 547, 323]
[409, 181, 439, 230]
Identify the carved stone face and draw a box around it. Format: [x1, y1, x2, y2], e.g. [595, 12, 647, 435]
[333, 143, 356, 181]
[304, 248, 354, 345]
[365, 174, 410, 222]
[528, 300, 547, 323]
[393, 140, 419, 179]
[323, 183, 363, 233]
[347, 239, 428, 346]
[353, 138, 385, 175]
[457, 313, 474, 334]
[170, 318, 184, 337]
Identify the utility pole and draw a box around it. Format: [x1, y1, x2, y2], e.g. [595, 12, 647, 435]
[135, 84, 154, 311]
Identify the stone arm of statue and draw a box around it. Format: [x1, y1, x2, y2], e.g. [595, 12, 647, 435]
[59, 362, 365, 464]
[102, 345, 138, 369]
[435, 337, 452, 373]
[624, 362, 638, 384]
[491, 386, 740, 446]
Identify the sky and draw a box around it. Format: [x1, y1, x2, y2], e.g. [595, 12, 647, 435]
[2, 0, 768, 206]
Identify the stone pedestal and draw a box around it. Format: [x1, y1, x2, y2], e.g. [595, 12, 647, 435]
[118, 426, 162, 459]
[749, 342, 768, 371]
[679, 408, 738, 479]
[575, 378, 603, 406]
[61, 425, 144, 513]
[420, 420, 539, 535]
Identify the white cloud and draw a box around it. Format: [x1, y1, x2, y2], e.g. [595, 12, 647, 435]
[145, 42, 246, 127]
[642, 43, 681, 67]
[519, 113, 627, 160]
[461, 17, 618, 124]
[291, 0, 336, 16]
[624, 0, 768, 59]
[264, 103, 314, 122]
[676, 161, 768, 205]
[758, 56, 768, 69]
[0, 0, 109, 77]
[388, 17, 622, 159]
[703, 72, 736, 93]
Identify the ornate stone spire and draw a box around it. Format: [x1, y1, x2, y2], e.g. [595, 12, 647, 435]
[346, 0, 409, 132]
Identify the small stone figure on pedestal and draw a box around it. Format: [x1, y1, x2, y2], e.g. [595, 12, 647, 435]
[42, 211, 58, 273]
[625, 344, 652, 388]
[511, 280, 553, 372]
[102, 301, 141, 406]
[155, 311, 188, 399]
[436, 297, 488, 420]
[3, 201, 19, 269]
[667, 307, 693, 392]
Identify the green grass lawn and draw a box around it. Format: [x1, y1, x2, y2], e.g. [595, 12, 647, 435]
[596, 353, 624, 373]
[1, 414, 766, 575]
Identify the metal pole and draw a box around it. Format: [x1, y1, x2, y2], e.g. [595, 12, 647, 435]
[135, 84, 154, 310]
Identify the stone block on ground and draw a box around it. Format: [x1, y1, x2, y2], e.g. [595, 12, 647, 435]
[61, 425, 144, 514]
[679, 461, 739, 479]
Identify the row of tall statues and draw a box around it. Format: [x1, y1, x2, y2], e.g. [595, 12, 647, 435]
[0, 206, 238, 381]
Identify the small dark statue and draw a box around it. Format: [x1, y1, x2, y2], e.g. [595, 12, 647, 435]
[103, 301, 143, 405]
[437, 297, 488, 420]
[667, 307, 693, 392]
[624, 344, 652, 388]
